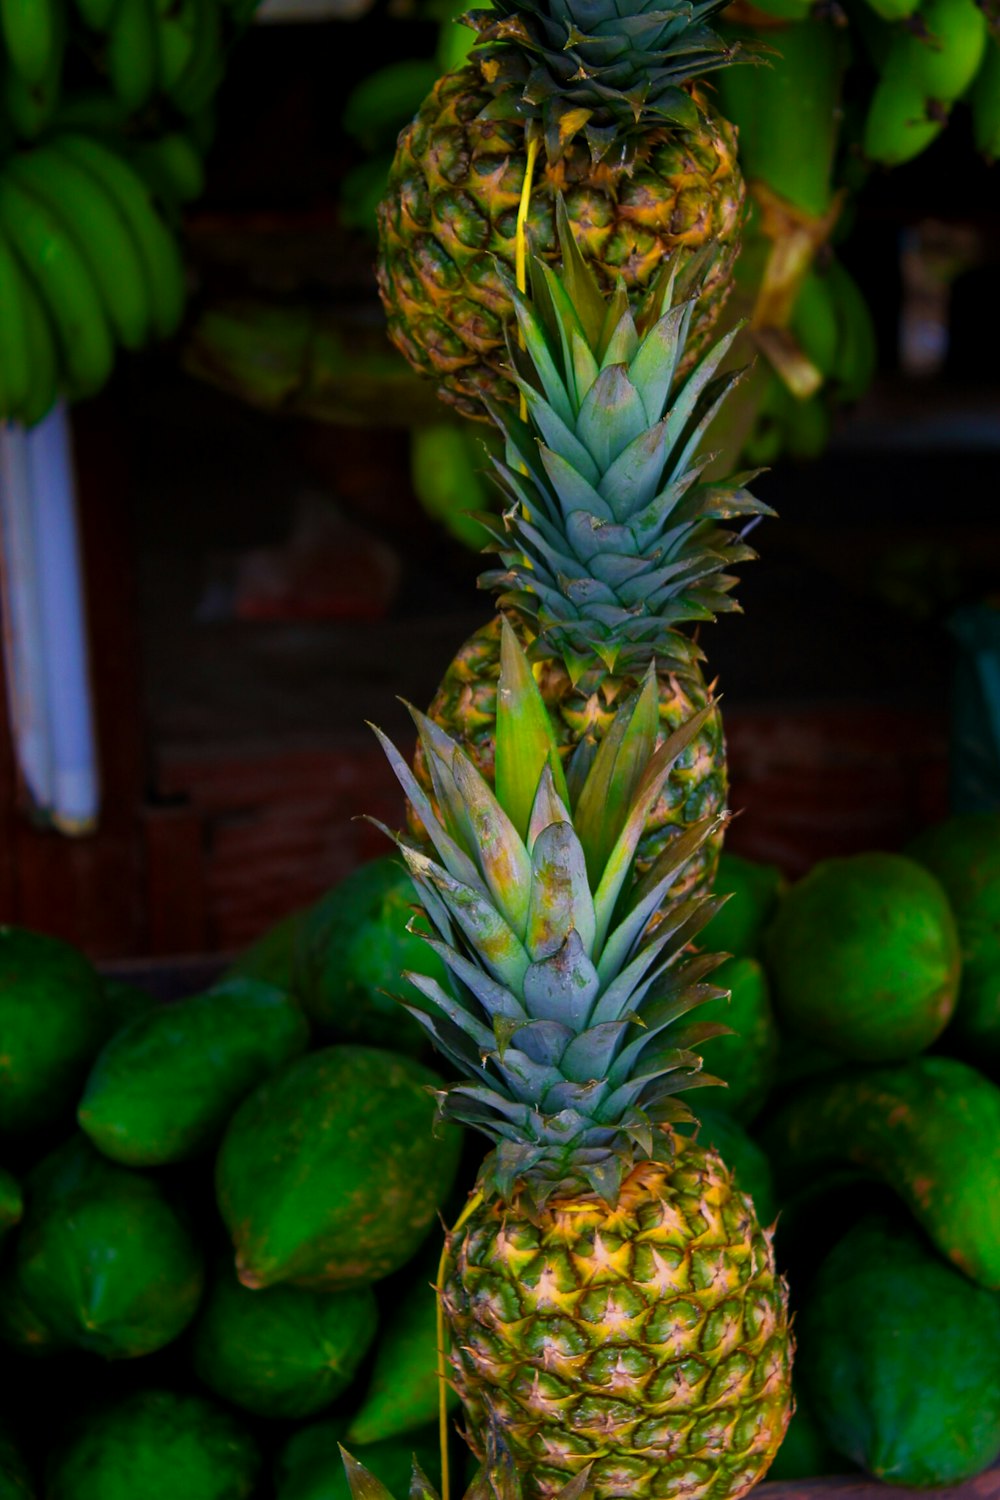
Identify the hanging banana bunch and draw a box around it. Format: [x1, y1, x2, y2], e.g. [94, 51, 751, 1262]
[0, 0, 258, 425]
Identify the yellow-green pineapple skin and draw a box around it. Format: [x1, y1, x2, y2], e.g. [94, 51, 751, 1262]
[442, 1135, 792, 1500]
[376, 65, 744, 419]
[412, 617, 727, 892]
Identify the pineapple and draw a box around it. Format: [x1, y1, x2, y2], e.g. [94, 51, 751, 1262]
[375, 0, 745, 419]
[415, 211, 771, 896]
[372, 623, 793, 1500]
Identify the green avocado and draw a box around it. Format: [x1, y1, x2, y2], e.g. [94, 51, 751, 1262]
[907, 813, 1000, 1066]
[694, 956, 778, 1122]
[0, 1423, 35, 1498]
[216, 1046, 462, 1291]
[78, 977, 310, 1166]
[797, 1213, 1000, 1486]
[192, 1260, 378, 1419]
[763, 852, 961, 1062]
[347, 1253, 457, 1445]
[276, 1424, 440, 1500]
[0, 927, 109, 1135]
[47, 1390, 259, 1500]
[5, 1134, 204, 1359]
[700, 851, 784, 959]
[293, 857, 450, 1054]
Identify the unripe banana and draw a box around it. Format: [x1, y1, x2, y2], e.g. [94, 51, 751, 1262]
[342, 60, 439, 151]
[906, 0, 987, 101]
[0, 166, 115, 395]
[11, 143, 152, 351]
[105, 0, 159, 110]
[151, 0, 197, 92]
[863, 66, 945, 164]
[72, 0, 116, 30]
[410, 422, 496, 550]
[128, 130, 206, 206]
[14, 252, 59, 425]
[788, 263, 840, 380]
[969, 33, 1000, 159]
[783, 389, 832, 459]
[4, 0, 65, 138]
[826, 258, 878, 402]
[55, 131, 186, 339]
[166, 0, 223, 114]
[859, 0, 920, 18]
[0, 0, 57, 84]
[0, 223, 32, 418]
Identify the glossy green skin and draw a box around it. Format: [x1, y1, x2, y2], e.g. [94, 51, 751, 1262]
[192, 1262, 378, 1419]
[216, 1046, 463, 1291]
[0, 1168, 22, 1241]
[696, 956, 779, 1122]
[907, 814, 1000, 1066]
[762, 1056, 1000, 1288]
[700, 852, 784, 960]
[7, 1135, 204, 1358]
[676, 1105, 778, 1225]
[0, 1425, 35, 1498]
[78, 978, 310, 1166]
[47, 1391, 259, 1500]
[798, 1215, 1000, 1485]
[276, 1425, 439, 1500]
[294, 858, 449, 1056]
[0, 927, 108, 1134]
[764, 852, 961, 1062]
[347, 1257, 458, 1444]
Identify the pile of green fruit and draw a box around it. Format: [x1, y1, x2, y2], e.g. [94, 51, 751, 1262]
[0, 0, 253, 424]
[0, 894, 467, 1499]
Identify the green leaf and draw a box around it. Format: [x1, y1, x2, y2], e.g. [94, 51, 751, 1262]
[574, 665, 659, 887]
[451, 749, 532, 941]
[525, 818, 596, 962]
[575, 364, 649, 473]
[495, 617, 570, 837]
[340, 1449, 398, 1500]
[554, 194, 606, 350]
[628, 300, 691, 426]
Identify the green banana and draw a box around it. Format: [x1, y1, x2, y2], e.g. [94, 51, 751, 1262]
[907, 0, 988, 100]
[105, 0, 159, 110]
[435, 0, 486, 70]
[127, 130, 206, 205]
[3, 0, 64, 138]
[788, 262, 840, 380]
[863, 66, 946, 163]
[342, 59, 439, 151]
[826, 257, 877, 402]
[782, 388, 832, 459]
[969, 32, 1000, 159]
[72, 0, 117, 29]
[716, 18, 847, 218]
[410, 422, 497, 550]
[166, 0, 223, 114]
[0, 0, 57, 84]
[14, 250, 60, 425]
[858, 0, 920, 19]
[0, 164, 115, 395]
[54, 131, 186, 339]
[15, 141, 152, 350]
[0, 222, 32, 419]
[151, 0, 198, 92]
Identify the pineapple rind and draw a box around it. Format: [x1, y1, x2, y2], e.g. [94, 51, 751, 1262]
[376, 66, 743, 419]
[443, 1141, 792, 1500]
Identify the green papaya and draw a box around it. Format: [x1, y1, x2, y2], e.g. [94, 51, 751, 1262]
[700, 852, 784, 960]
[276, 1424, 439, 1500]
[47, 1390, 259, 1500]
[907, 813, 1000, 1066]
[676, 1107, 777, 1226]
[0, 1424, 35, 1498]
[293, 858, 450, 1054]
[347, 1256, 457, 1444]
[79, 977, 310, 1165]
[227, 909, 304, 991]
[192, 1261, 378, 1418]
[694, 957, 778, 1122]
[216, 1046, 462, 1290]
[763, 852, 961, 1061]
[761, 1056, 1000, 1288]
[0, 1168, 21, 1240]
[0, 927, 109, 1135]
[4, 1134, 204, 1358]
[797, 1214, 1000, 1485]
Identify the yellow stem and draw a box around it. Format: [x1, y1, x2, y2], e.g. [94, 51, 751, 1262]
[438, 1189, 485, 1500]
[514, 134, 541, 425]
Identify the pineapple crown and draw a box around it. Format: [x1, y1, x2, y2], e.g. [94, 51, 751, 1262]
[370, 621, 731, 1210]
[476, 203, 773, 687]
[465, 0, 740, 164]
[340, 1427, 591, 1500]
